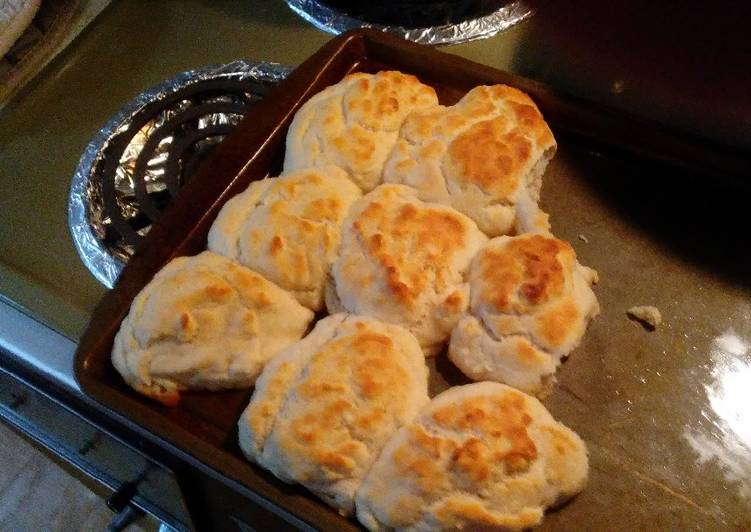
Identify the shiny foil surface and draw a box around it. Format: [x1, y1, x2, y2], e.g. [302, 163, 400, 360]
[285, 0, 532, 45]
[68, 61, 290, 288]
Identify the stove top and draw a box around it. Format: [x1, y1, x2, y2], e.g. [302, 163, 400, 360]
[0, 1, 533, 341]
[68, 62, 289, 288]
[2, 3, 751, 531]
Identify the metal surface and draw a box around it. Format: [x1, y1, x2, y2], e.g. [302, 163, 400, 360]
[285, 0, 532, 45]
[0, 297, 193, 529]
[0, 367, 191, 531]
[532, 146, 751, 528]
[0, 299, 79, 393]
[68, 61, 289, 288]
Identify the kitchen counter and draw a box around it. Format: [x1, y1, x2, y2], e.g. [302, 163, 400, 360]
[1, 1, 750, 530]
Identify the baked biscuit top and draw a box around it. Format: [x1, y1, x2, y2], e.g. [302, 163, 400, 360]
[208, 166, 362, 311]
[385, 84, 556, 236]
[111, 252, 313, 405]
[355, 382, 588, 531]
[284, 71, 438, 192]
[239, 314, 429, 515]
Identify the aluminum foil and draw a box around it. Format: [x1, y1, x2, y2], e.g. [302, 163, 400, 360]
[68, 61, 290, 288]
[285, 0, 533, 45]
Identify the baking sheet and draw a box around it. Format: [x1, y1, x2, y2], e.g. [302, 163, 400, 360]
[74, 29, 751, 530]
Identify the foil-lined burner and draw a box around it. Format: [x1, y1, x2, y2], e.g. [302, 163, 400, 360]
[285, 0, 532, 45]
[320, 0, 508, 26]
[68, 62, 290, 288]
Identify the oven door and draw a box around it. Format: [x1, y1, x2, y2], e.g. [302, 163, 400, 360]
[0, 300, 192, 531]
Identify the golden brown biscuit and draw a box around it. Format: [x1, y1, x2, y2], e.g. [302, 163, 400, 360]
[355, 382, 589, 531]
[207, 167, 362, 311]
[111, 252, 314, 406]
[284, 71, 439, 192]
[330, 184, 488, 355]
[449, 234, 599, 395]
[384, 84, 556, 236]
[238, 314, 430, 515]
[206, 178, 274, 259]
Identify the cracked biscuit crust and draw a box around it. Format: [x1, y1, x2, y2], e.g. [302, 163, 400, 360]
[330, 185, 488, 355]
[384, 84, 556, 237]
[111, 251, 314, 406]
[284, 71, 439, 192]
[355, 382, 588, 531]
[238, 314, 430, 515]
[449, 234, 599, 395]
[207, 167, 362, 311]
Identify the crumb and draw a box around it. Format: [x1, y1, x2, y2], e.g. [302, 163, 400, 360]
[627, 306, 662, 330]
[578, 234, 589, 243]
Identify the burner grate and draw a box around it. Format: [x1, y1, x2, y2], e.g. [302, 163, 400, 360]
[95, 80, 261, 251]
[69, 62, 290, 287]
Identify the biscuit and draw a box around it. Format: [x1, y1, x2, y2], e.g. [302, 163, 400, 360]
[238, 313, 430, 515]
[284, 71, 439, 192]
[111, 251, 314, 406]
[330, 184, 488, 355]
[207, 167, 362, 311]
[355, 382, 589, 531]
[384, 84, 556, 236]
[207, 178, 274, 260]
[448, 234, 599, 395]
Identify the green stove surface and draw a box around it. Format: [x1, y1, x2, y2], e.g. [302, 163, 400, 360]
[0, 0, 530, 340]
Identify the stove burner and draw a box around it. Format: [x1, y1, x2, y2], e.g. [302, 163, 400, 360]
[319, 0, 507, 27]
[97, 80, 260, 252]
[285, 0, 532, 45]
[69, 62, 290, 288]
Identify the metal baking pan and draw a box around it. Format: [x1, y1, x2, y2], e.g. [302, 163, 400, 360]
[75, 29, 751, 530]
